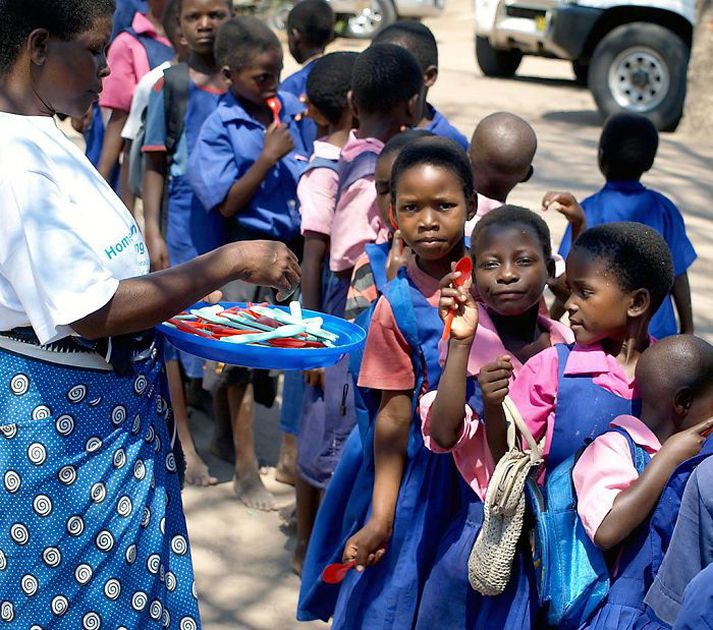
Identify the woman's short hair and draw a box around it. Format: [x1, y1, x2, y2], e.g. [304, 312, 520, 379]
[0, 0, 116, 73]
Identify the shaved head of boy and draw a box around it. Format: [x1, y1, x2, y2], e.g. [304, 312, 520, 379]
[469, 112, 537, 202]
[636, 335, 713, 433]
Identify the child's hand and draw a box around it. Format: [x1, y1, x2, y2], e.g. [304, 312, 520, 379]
[304, 368, 325, 389]
[342, 519, 390, 571]
[146, 233, 170, 272]
[478, 355, 514, 408]
[386, 230, 412, 281]
[542, 191, 586, 234]
[262, 122, 294, 164]
[659, 416, 713, 466]
[439, 264, 478, 341]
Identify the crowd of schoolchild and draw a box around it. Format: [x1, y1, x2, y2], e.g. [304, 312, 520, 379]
[86, 0, 711, 627]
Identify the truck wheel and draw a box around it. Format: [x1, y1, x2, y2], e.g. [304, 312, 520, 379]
[476, 36, 523, 78]
[341, 0, 396, 39]
[589, 22, 689, 131]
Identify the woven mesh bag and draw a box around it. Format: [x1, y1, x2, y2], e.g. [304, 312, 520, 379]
[468, 397, 543, 595]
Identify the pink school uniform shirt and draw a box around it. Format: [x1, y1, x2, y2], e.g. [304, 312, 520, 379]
[298, 140, 341, 236]
[357, 257, 438, 393]
[573, 414, 661, 542]
[329, 131, 389, 273]
[100, 13, 172, 113]
[419, 308, 573, 499]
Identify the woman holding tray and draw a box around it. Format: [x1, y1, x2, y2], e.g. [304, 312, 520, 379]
[0, 1, 300, 626]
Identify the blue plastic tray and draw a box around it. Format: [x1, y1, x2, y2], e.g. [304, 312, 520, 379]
[157, 302, 367, 370]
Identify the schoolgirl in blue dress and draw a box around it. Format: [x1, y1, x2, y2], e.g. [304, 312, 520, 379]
[311, 138, 477, 629]
[0, 3, 300, 625]
[570, 335, 713, 630]
[415, 206, 574, 629]
[475, 222, 675, 625]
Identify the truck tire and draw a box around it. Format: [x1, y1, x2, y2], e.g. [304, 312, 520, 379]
[588, 22, 689, 131]
[476, 36, 523, 78]
[341, 0, 396, 39]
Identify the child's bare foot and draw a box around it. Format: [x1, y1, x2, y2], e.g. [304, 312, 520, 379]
[275, 434, 297, 486]
[291, 540, 307, 576]
[184, 450, 218, 487]
[233, 472, 277, 511]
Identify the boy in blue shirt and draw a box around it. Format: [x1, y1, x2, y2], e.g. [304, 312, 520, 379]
[189, 16, 309, 510]
[557, 113, 696, 339]
[372, 20, 469, 150]
[281, 0, 334, 101]
[281, 0, 335, 155]
[190, 16, 309, 250]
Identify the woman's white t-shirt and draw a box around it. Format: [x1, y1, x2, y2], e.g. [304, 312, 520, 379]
[0, 113, 150, 345]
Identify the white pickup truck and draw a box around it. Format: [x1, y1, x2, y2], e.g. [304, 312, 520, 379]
[474, 0, 693, 130]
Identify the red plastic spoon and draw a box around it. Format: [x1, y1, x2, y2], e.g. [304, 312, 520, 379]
[321, 560, 356, 584]
[441, 256, 473, 342]
[266, 97, 282, 127]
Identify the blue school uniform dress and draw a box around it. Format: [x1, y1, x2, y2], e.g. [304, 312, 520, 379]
[639, 451, 713, 628]
[299, 266, 461, 628]
[558, 181, 697, 339]
[579, 431, 655, 630]
[188, 91, 308, 246]
[415, 390, 536, 630]
[425, 103, 469, 150]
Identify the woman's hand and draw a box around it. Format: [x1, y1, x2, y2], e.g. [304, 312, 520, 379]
[342, 519, 390, 571]
[439, 266, 478, 341]
[478, 355, 514, 408]
[235, 241, 301, 292]
[262, 122, 294, 164]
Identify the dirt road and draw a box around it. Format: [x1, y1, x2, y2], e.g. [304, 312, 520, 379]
[185, 0, 713, 627]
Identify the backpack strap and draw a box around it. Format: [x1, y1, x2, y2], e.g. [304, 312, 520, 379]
[124, 26, 174, 69]
[301, 156, 339, 178]
[337, 150, 379, 198]
[364, 242, 390, 293]
[162, 62, 191, 162]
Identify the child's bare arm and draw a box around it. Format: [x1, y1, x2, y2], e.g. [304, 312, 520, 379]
[542, 191, 586, 242]
[301, 232, 328, 312]
[429, 269, 479, 448]
[301, 232, 329, 389]
[672, 272, 694, 334]
[142, 152, 169, 271]
[594, 417, 713, 550]
[479, 357, 514, 463]
[219, 123, 294, 218]
[342, 389, 412, 570]
[429, 339, 473, 449]
[97, 109, 128, 182]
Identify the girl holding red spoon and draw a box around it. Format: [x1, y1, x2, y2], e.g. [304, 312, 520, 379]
[318, 138, 478, 628]
[415, 206, 574, 628]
